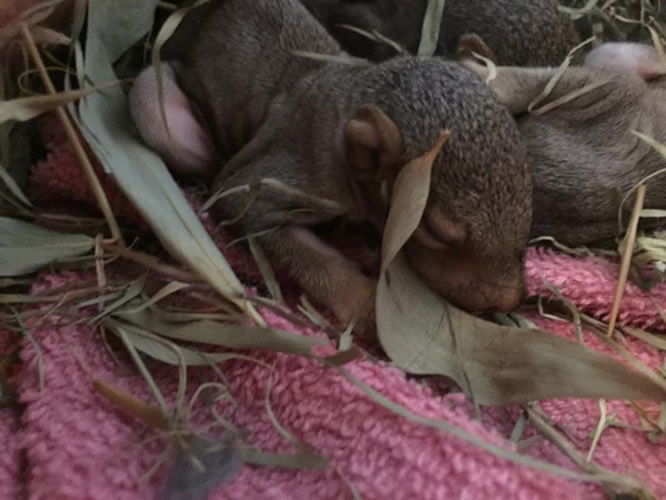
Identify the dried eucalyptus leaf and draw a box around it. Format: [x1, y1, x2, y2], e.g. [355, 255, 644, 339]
[115, 307, 327, 357]
[558, 0, 601, 20]
[417, 0, 446, 57]
[87, 277, 146, 324]
[624, 326, 666, 351]
[635, 131, 666, 160]
[121, 281, 191, 314]
[377, 254, 666, 406]
[381, 130, 449, 272]
[115, 326, 169, 413]
[527, 37, 595, 113]
[0, 0, 67, 46]
[248, 237, 283, 302]
[30, 26, 71, 46]
[77, 0, 254, 318]
[106, 320, 242, 366]
[640, 209, 666, 219]
[150, 0, 211, 148]
[241, 449, 328, 470]
[0, 85, 114, 124]
[0, 217, 94, 276]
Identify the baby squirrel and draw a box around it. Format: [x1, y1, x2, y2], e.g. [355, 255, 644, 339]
[461, 42, 666, 245]
[299, 0, 581, 66]
[129, 0, 533, 325]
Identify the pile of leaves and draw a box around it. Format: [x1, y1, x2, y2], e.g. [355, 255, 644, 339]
[1, 0, 666, 498]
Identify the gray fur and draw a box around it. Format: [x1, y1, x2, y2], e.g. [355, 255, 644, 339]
[299, 0, 581, 65]
[160, 0, 533, 321]
[462, 54, 666, 245]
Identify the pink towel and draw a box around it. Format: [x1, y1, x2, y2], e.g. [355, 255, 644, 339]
[3, 113, 666, 498]
[0, 331, 22, 500]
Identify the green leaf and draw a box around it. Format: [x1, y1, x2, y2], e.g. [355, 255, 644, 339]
[106, 319, 244, 366]
[0, 86, 115, 125]
[0, 217, 94, 276]
[417, 0, 446, 57]
[115, 307, 327, 357]
[87, 277, 146, 324]
[76, 0, 257, 320]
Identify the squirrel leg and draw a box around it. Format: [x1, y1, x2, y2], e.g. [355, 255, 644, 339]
[461, 60, 645, 115]
[257, 226, 377, 331]
[460, 61, 561, 113]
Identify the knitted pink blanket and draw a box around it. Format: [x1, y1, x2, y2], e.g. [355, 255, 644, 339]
[3, 116, 666, 499]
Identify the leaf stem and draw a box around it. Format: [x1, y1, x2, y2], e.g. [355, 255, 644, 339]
[607, 184, 646, 336]
[19, 23, 124, 244]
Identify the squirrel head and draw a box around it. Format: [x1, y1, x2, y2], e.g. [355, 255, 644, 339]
[345, 58, 532, 312]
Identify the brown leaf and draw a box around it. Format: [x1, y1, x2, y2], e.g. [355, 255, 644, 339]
[376, 254, 666, 405]
[93, 379, 168, 429]
[380, 130, 450, 272]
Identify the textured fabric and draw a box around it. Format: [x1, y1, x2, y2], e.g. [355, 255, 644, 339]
[0, 331, 22, 500]
[1, 113, 665, 498]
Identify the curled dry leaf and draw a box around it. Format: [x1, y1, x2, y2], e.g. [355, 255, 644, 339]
[0, 217, 94, 277]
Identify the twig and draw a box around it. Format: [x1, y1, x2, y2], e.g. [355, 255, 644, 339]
[102, 242, 198, 282]
[586, 399, 608, 462]
[607, 184, 646, 336]
[93, 379, 168, 430]
[19, 23, 123, 244]
[526, 404, 652, 498]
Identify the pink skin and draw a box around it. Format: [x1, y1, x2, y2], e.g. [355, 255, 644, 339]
[129, 63, 216, 178]
[584, 42, 666, 81]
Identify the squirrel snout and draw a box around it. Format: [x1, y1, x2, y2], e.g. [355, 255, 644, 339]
[442, 280, 525, 314]
[479, 286, 526, 314]
[404, 242, 526, 314]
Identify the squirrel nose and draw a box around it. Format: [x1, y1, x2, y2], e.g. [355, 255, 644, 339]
[473, 286, 526, 315]
[489, 286, 526, 313]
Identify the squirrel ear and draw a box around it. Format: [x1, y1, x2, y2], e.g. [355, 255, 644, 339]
[636, 63, 666, 81]
[345, 104, 403, 174]
[455, 33, 498, 63]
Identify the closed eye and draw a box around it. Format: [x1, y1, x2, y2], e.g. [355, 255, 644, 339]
[412, 223, 449, 251]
